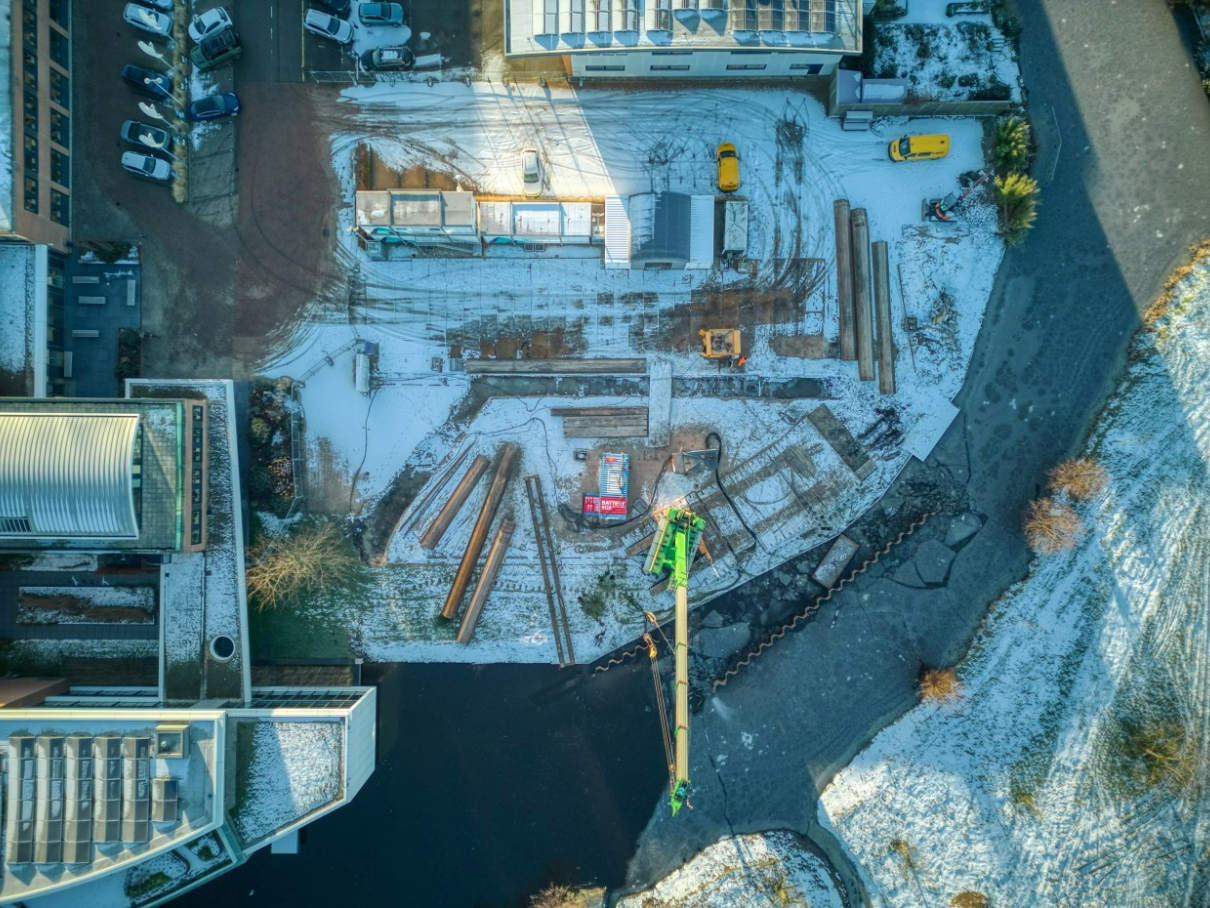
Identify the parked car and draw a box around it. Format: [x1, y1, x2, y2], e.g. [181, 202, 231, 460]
[188, 7, 233, 43]
[304, 9, 354, 43]
[191, 28, 242, 70]
[188, 92, 241, 121]
[121, 151, 172, 181]
[121, 64, 174, 99]
[358, 2, 405, 26]
[120, 120, 172, 152]
[716, 142, 739, 192]
[123, 3, 172, 36]
[520, 148, 542, 197]
[317, 0, 351, 12]
[888, 134, 950, 162]
[134, 0, 174, 11]
[361, 46, 414, 71]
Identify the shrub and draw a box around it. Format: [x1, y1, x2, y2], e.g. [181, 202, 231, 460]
[994, 172, 1040, 246]
[993, 116, 1031, 173]
[1047, 458, 1108, 501]
[938, 71, 957, 89]
[920, 667, 962, 702]
[246, 518, 361, 611]
[989, 0, 1022, 39]
[249, 416, 273, 448]
[871, 0, 908, 20]
[971, 78, 1012, 101]
[249, 466, 274, 501]
[957, 73, 979, 88]
[579, 589, 606, 620]
[951, 893, 991, 908]
[529, 884, 600, 908]
[1023, 497, 1082, 553]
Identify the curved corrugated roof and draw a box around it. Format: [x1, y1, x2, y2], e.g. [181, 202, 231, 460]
[0, 414, 140, 537]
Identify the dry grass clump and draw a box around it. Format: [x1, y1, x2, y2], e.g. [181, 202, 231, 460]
[889, 838, 919, 871]
[1023, 497, 1083, 554]
[950, 892, 990, 908]
[1142, 238, 1210, 330]
[920, 667, 963, 703]
[1046, 457, 1109, 501]
[1120, 719, 1199, 793]
[529, 884, 602, 908]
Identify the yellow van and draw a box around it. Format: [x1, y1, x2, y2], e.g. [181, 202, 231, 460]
[888, 134, 950, 162]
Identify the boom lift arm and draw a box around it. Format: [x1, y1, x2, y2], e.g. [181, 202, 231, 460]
[644, 507, 706, 816]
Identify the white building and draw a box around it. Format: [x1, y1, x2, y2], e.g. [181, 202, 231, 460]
[504, 0, 864, 79]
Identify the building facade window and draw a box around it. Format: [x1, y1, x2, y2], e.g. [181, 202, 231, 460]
[50, 70, 69, 111]
[585, 64, 625, 71]
[24, 177, 38, 213]
[51, 190, 69, 227]
[23, 49, 38, 87]
[49, 31, 69, 70]
[650, 64, 690, 70]
[51, 109, 69, 149]
[789, 63, 823, 74]
[51, 150, 69, 188]
[651, 49, 691, 54]
[726, 63, 767, 70]
[48, 0, 69, 27]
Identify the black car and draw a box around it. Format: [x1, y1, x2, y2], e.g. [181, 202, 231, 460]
[361, 46, 414, 71]
[318, 0, 351, 12]
[191, 28, 243, 71]
[121, 63, 173, 99]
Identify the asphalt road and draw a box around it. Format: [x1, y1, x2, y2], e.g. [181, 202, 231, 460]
[235, 0, 352, 83]
[625, 0, 1210, 900]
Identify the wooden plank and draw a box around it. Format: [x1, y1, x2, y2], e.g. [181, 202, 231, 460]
[563, 424, 648, 439]
[456, 519, 515, 644]
[834, 200, 856, 361]
[441, 445, 519, 620]
[465, 358, 647, 375]
[549, 406, 649, 418]
[872, 240, 896, 395]
[850, 208, 876, 382]
[418, 454, 491, 549]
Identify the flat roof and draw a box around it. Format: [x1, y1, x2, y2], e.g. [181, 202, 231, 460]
[505, 0, 861, 56]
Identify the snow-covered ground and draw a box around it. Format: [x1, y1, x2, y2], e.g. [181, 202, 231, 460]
[259, 68, 1007, 663]
[233, 720, 344, 845]
[818, 257, 1210, 906]
[616, 832, 845, 908]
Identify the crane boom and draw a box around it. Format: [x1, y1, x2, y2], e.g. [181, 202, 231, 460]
[644, 506, 706, 816]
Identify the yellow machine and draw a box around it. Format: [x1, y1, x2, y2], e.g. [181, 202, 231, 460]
[699, 328, 741, 360]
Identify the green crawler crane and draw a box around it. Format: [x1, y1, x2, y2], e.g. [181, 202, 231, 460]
[644, 506, 706, 816]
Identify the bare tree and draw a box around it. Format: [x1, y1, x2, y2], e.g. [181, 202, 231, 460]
[1023, 498, 1083, 554]
[246, 519, 359, 611]
[1047, 458, 1109, 501]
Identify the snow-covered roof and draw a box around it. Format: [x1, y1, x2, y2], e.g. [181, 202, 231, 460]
[0, 413, 140, 538]
[505, 0, 861, 56]
[627, 191, 715, 268]
[0, 243, 33, 376]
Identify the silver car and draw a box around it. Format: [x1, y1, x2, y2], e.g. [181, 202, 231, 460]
[124, 3, 172, 36]
[304, 9, 354, 43]
[521, 149, 542, 196]
[121, 151, 172, 181]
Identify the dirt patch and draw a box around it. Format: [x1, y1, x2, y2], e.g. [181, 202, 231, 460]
[308, 437, 357, 514]
[18, 592, 155, 624]
[357, 144, 461, 191]
[445, 315, 587, 360]
[771, 335, 835, 359]
[233, 83, 348, 367]
[357, 461, 439, 566]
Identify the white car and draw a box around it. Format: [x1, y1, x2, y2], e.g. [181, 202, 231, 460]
[304, 9, 354, 44]
[124, 3, 172, 37]
[121, 151, 172, 181]
[521, 149, 542, 196]
[188, 7, 232, 43]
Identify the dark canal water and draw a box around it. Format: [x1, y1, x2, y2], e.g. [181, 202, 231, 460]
[174, 661, 666, 908]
